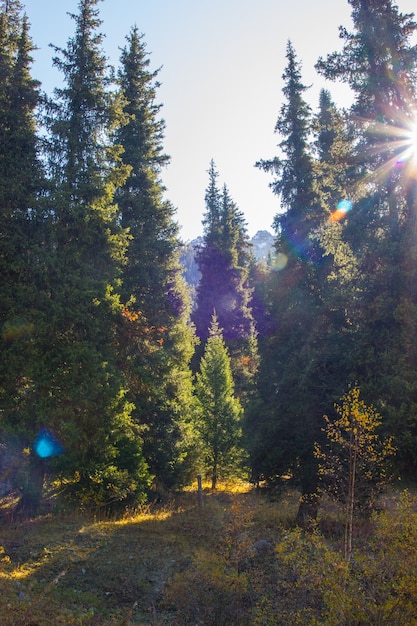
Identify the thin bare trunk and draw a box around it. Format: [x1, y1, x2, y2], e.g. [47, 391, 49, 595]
[345, 430, 357, 562]
[197, 474, 204, 507]
[211, 454, 218, 490]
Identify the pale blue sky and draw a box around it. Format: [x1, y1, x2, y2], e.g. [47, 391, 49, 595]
[23, 0, 417, 240]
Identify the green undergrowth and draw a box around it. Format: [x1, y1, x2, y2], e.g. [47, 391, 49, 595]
[1, 483, 417, 625]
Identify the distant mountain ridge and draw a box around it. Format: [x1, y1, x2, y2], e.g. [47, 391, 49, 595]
[250, 230, 275, 262]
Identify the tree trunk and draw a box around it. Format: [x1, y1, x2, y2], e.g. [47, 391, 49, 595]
[197, 474, 204, 507]
[344, 433, 357, 562]
[211, 452, 218, 490]
[14, 451, 45, 519]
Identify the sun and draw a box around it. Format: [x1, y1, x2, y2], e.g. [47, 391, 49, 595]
[361, 112, 417, 185]
[394, 117, 417, 165]
[404, 119, 417, 161]
[329, 116, 417, 223]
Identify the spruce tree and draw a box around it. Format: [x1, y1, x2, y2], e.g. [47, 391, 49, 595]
[192, 161, 222, 351]
[311, 88, 359, 384]
[0, 1, 48, 516]
[317, 0, 417, 479]
[194, 315, 244, 489]
[313, 89, 357, 212]
[251, 42, 332, 522]
[116, 27, 197, 490]
[257, 40, 326, 261]
[313, 89, 362, 399]
[192, 160, 258, 400]
[37, 0, 150, 507]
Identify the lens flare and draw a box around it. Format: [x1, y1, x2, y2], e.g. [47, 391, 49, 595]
[397, 119, 417, 165]
[361, 112, 417, 184]
[274, 252, 288, 270]
[330, 199, 353, 222]
[410, 120, 417, 148]
[34, 429, 63, 459]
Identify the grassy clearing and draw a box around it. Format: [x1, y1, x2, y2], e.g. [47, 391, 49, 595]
[1, 482, 417, 625]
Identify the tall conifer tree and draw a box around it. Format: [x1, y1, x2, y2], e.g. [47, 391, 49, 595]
[314, 89, 357, 212]
[312, 88, 359, 374]
[38, 0, 149, 507]
[251, 42, 332, 521]
[116, 27, 197, 489]
[317, 0, 417, 478]
[0, 1, 48, 515]
[192, 161, 258, 400]
[194, 315, 244, 489]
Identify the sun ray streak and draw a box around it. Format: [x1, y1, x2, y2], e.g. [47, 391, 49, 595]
[353, 111, 417, 188]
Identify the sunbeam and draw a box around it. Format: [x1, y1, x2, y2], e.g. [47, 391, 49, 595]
[397, 118, 417, 166]
[358, 110, 417, 187]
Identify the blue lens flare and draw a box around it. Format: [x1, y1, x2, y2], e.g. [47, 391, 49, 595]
[34, 429, 63, 458]
[330, 199, 353, 222]
[337, 199, 352, 213]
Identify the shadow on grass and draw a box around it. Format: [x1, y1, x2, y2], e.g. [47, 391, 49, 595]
[0, 486, 290, 625]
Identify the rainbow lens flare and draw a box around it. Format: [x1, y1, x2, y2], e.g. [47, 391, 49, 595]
[330, 199, 352, 222]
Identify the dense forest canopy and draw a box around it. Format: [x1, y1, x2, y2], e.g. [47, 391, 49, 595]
[1, 0, 417, 526]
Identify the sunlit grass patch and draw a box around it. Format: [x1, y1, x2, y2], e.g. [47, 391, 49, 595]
[183, 477, 253, 493]
[1, 484, 417, 624]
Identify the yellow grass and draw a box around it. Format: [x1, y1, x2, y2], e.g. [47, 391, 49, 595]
[1, 482, 417, 625]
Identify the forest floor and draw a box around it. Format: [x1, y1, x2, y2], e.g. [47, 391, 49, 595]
[1, 481, 417, 625]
